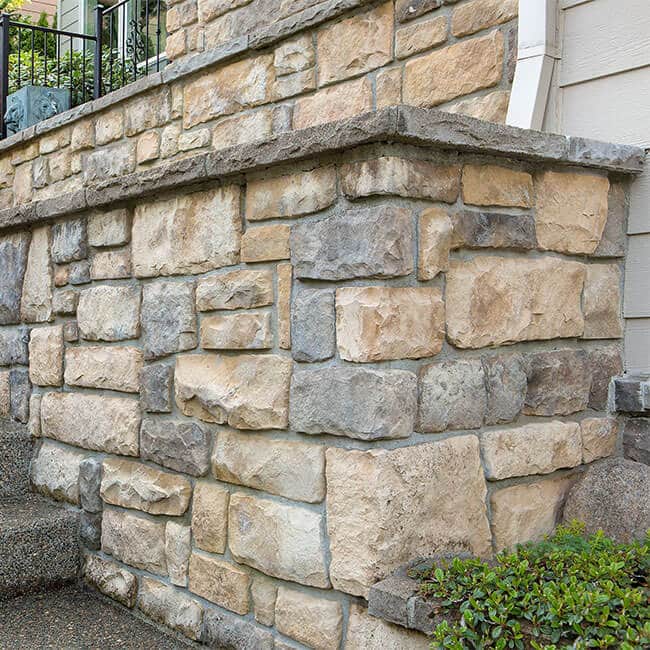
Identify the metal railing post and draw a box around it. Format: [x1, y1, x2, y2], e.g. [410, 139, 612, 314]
[0, 13, 11, 139]
[93, 5, 103, 99]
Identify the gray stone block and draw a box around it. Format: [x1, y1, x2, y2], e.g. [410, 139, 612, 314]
[0, 233, 30, 325]
[51, 218, 87, 264]
[483, 353, 527, 425]
[79, 511, 102, 551]
[202, 607, 274, 650]
[367, 573, 416, 627]
[78, 458, 102, 514]
[9, 368, 30, 424]
[593, 181, 627, 258]
[613, 377, 645, 414]
[291, 286, 335, 362]
[68, 260, 91, 285]
[622, 418, 650, 465]
[0, 327, 29, 366]
[140, 363, 173, 413]
[453, 210, 536, 250]
[588, 347, 622, 411]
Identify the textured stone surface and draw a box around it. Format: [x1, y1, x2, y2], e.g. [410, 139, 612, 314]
[141, 418, 210, 476]
[52, 289, 78, 316]
[481, 421, 582, 480]
[292, 206, 413, 280]
[67, 260, 91, 285]
[0, 326, 29, 366]
[101, 508, 167, 574]
[583, 264, 622, 339]
[41, 392, 140, 456]
[326, 437, 491, 597]
[336, 287, 444, 362]
[189, 553, 250, 615]
[84, 554, 137, 608]
[345, 604, 429, 650]
[165, 521, 191, 587]
[140, 363, 173, 413]
[175, 354, 291, 429]
[213, 429, 325, 503]
[28, 325, 63, 386]
[581, 417, 618, 464]
[277, 262, 291, 350]
[229, 493, 329, 588]
[588, 346, 622, 410]
[563, 458, 650, 543]
[447, 90, 510, 123]
[51, 218, 87, 263]
[251, 576, 276, 626]
[0, 232, 29, 325]
[132, 187, 241, 277]
[396, 0, 444, 23]
[141, 280, 197, 359]
[462, 164, 532, 208]
[483, 353, 527, 425]
[191, 480, 229, 554]
[396, 15, 447, 59]
[452, 210, 537, 250]
[21, 226, 53, 323]
[202, 607, 274, 650]
[275, 587, 343, 650]
[8, 368, 30, 423]
[418, 359, 486, 432]
[78, 457, 102, 513]
[623, 418, 650, 465]
[535, 171, 609, 254]
[87, 209, 130, 247]
[196, 269, 273, 311]
[79, 511, 102, 550]
[90, 249, 131, 280]
[241, 224, 290, 262]
[594, 181, 626, 257]
[418, 207, 452, 280]
[290, 366, 417, 440]
[446, 256, 585, 348]
[64, 346, 143, 392]
[31, 440, 87, 504]
[77, 285, 141, 342]
[200, 312, 272, 350]
[291, 286, 335, 362]
[452, 0, 518, 37]
[0, 371, 10, 416]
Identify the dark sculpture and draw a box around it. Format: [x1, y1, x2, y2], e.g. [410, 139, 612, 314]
[4, 86, 71, 135]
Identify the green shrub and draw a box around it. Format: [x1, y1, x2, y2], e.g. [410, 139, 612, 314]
[415, 523, 650, 650]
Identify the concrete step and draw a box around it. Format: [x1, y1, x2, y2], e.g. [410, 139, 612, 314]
[0, 417, 32, 500]
[0, 496, 80, 601]
[0, 584, 198, 649]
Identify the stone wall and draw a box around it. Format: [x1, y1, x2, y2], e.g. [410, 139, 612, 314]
[0, 107, 642, 647]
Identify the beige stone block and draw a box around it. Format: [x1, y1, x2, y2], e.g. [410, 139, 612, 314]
[212, 109, 274, 150]
[191, 481, 229, 554]
[84, 554, 137, 608]
[340, 157, 460, 202]
[71, 120, 95, 151]
[318, 3, 393, 84]
[189, 553, 250, 615]
[345, 604, 430, 649]
[65, 346, 142, 393]
[200, 312, 272, 350]
[175, 353, 291, 429]
[178, 128, 211, 151]
[0, 371, 9, 416]
[246, 167, 336, 221]
[275, 587, 343, 650]
[376, 67, 402, 109]
[124, 88, 172, 136]
[31, 440, 88, 504]
[90, 249, 132, 280]
[293, 77, 373, 130]
[326, 437, 491, 597]
[101, 458, 192, 516]
[213, 429, 325, 503]
[481, 421, 582, 480]
[462, 164, 533, 208]
[490, 478, 573, 552]
[13, 162, 32, 205]
[166, 521, 191, 587]
[274, 34, 314, 76]
[28, 394, 41, 436]
[165, 29, 186, 59]
[87, 209, 130, 247]
[251, 576, 276, 626]
[396, 15, 447, 59]
[196, 269, 273, 311]
[228, 493, 329, 588]
[418, 207, 452, 280]
[41, 392, 140, 456]
[277, 263, 291, 350]
[404, 31, 504, 107]
[581, 417, 618, 463]
[132, 186, 241, 278]
[21, 226, 53, 323]
[273, 69, 316, 100]
[95, 109, 124, 145]
[446, 90, 510, 123]
[583, 264, 623, 339]
[29, 325, 63, 387]
[452, 0, 518, 37]
[39, 128, 70, 154]
[160, 123, 181, 158]
[241, 224, 290, 262]
[136, 131, 160, 164]
[536, 171, 609, 255]
[77, 285, 141, 342]
[446, 256, 585, 349]
[336, 287, 445, 362]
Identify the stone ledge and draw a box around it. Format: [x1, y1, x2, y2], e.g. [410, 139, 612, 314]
[0, 106, 643, 233]
[613, 376, 650, 414]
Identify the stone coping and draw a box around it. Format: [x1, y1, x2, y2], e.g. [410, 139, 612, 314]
[614, 376, 650, 414]
[0, 106, 644, 233]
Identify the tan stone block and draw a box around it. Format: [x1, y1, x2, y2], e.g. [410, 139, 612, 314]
[13, 162, 32, 205]
[160, 123, 181, 158]
[404, 31, 504, 107]
[346, 604, 430, 649]
[31, 440, 88, 504]
[318, 2, 393, 84]
[84, 554, 137, 608]
[212, 108, 274, 150]
[583, 264, 622, 339]
[536, 171, 609, 254]
[275, 587, 343, 650]
[132, 187, 241, 278]
[490, 478, 573, 552]
[396, 15, 447, 59]
[481, 421, 582, 480]
[213, 429, 325, 503]
[29, 325, 63, 386]
[95, 109, 124, 145]
[251, 576, 276, 626]
[28, 394, 41, 436]
[581, 417, 618, 463]
[189, 553, 250, 615]
[175, 354, 291, 429]
[228, 493, 329, 588]
[277, 263, 291, 350]
[274, 34, 314, 76]
[125, 88, 172, 136]
[446, 256, 585, 349]
[64, 346, 143, 393]
[166, 521, 191, 587]
[165, 29, 186, 59]
[462, 164, 533, 208]
[71, 120, 95, 151]
[0, 371, 9, 416]
[178, 128, 211, 152]
[201, 312, 272, 350]
[452, 0, 518, 37]
[88, 209, 130, 247]
[191, 480, 229, 554]
[101, 458, 192, 516]
[21, 226, 53, 323]
[39, 128, 70, 154]
[77, 285, 141, 342]
[246, 167, 336, 221]
[446, 90, 510, 123]
[196, 269, 273, 311]
[273, 69, 316, 100]
[136, 131, 160, 164]
[90, 249, 131, 281]
[340, 157, 460, 202]
[47, 150, 73, 183]
[336, 287, 445, 362]
[376, 67, 402, 109]
[241, 224, 290, 262]
[418, 207, 452, 280]
[326, 437, 491, 597]
[293, 77, 373, 130]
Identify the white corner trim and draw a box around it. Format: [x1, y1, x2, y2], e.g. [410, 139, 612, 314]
[506, 0, 560, 130]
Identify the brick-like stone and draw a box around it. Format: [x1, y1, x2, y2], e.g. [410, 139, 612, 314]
[583, 264, 622, 339]
[132, 187, 241, 277]
[462, 164, 532, 208]
[87, 209, 130, 247]
[166, 522, 191, 587]
[68, 260, 91, 285]
[51, 218, 87, 263]
[594, 181, 626, 258]
[201, 312, 272, 350]
[396, 15, 447, 59]
[140, 363, 173, 413]
[95, 109, 124, 145]
[213, 429, 325, 503]
[447, 90, 510, 123]
[28, 325, 63, 386]
[622, 418, 650, 465]
[211, 108, 274, 149]
[196, 269, 273, 312]
[81, 503, 102, 549]
[21, 226, 53, 323]
[175, 354, 291, 430]
[341, 157, 460, 203]
[452, 0, 518, 37]
[90, 249, 131, 280]
[482, 353, 527, 425]
[581, 417, 618, 464]
[0, 232, 30, 325]
[588, 346, 622, 410]
[291, 286, 335, 362]
[535, 171, 609, 255]
[446, 256, 585, 348]
[376, 67, 402, 109]
[79, 457, 102, 513]
[64, 346, 143, 393]
[229, 493, 329, 588]
[404, 31, 504, 106]
[292, 206, 414, 281]
[191, 481, 229, 554]
[290, 366, 417, 440]
[418, 359, 486, 432]
[241, 224, 290, 262]
[481, 421, 582, 480]
[251, 576, 276, 626]
[327, 437, 491, 597]
[52, 289, 78, 316]
[189, 553, 250, 615]
[346, 604, 430, 649]
[77, 285, 141, 342]
[41, 392, 140, 456]
[9, 367, 30, 423]
[202, 607, 274, 650]
[277, 263, 291, 350]
[418, 207, 452, 280]
[452, 210, 537, 250]
[31, 440, 88, 504]
[84, 554, 137, 608]
[274, 34, 314, 76]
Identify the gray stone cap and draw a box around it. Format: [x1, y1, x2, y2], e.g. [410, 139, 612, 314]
[0, 106, 644, 233]
[613, 375, 650, 414]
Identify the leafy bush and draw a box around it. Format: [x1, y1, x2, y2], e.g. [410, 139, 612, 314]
[415, 523, 650, 650]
